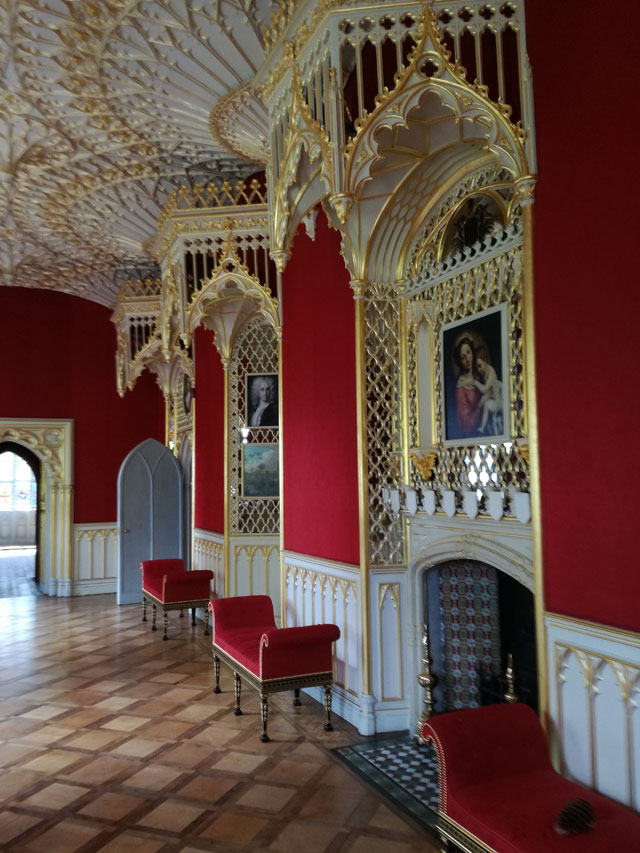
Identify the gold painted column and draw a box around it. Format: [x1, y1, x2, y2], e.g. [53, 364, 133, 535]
[521, 197, 548, 727]
[352, 281, 373, 701]
[223, 362, 231, 598]
[398, 296, 412, 496]
[164, 392, 171, 447]
[277, 333, 286, 628]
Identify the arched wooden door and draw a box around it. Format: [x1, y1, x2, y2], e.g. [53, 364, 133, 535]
[117, 438, 182, 605]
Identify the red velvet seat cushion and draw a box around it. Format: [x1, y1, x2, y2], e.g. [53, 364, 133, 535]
[210, 595, 276, 636]
[162, 571, 212, 603]
[215, 626, 275, 675]
[141, 558, 184, 579]
[259, 625, 340, 680]
[210, 596, 340, 681]
[422, 704, 640, 852]
[141, 559, 212, 604]
[142, 575, 165, 598]
[450, 769, 640, 852]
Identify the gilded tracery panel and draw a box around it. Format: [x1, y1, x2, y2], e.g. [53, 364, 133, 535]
[365, 284, 406, 566]
[407, 243, 529, 500]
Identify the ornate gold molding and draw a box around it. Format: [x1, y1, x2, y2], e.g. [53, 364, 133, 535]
[410, 450, 437, 483]
[271, 66, 334, 266]
[209, 85, 269, 165]
[344, 8, 530, 199]
[187, 232, 280, 362]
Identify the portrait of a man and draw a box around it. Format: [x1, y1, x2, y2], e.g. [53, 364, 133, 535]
[246, 374, 278, 427]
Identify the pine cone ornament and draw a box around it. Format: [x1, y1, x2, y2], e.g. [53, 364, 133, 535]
[554, 798, 595, 835]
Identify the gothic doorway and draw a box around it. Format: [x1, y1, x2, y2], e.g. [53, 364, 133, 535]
[0, 441, 41, 595]
[425, 559, 538, 714]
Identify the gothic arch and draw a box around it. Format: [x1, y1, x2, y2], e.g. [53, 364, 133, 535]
[186, 234, 280, 364]
[336, 8, 533, 284]
[405, 531, 534, 725]
[0, 419, 73, 595]
[0, 441, 42, 583]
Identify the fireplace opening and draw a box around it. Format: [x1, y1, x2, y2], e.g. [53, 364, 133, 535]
[424, 559, 537, 714]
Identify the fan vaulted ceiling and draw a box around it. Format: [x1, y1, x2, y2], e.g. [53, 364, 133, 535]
[0, 0, 271, 307]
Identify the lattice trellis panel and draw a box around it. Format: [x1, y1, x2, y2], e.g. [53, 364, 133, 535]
[174, 374, 193, 462]
[408, 243, 529, 498]
[229, 318, 279, 535]
[365, 284, 406, 566]
[407, 323, 420, 454]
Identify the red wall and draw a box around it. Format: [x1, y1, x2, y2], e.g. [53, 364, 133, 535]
[0, 287, 164, 523]
[282, 209, 360, 565]
[527, 4, 640, 630]
[193, 326, 225, 533]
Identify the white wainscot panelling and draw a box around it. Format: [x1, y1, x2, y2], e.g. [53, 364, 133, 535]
[593, 662, 629, 804]
[344, 584, 359, 696]
[283, 552, 366, 732]
[547, 614, 640, 811]
[333, 584, 346, 688]
[379, 584, 403, 701]
[632, 681, 640, 811]
[370, 569, 411, 734]
[193, 529, 224, 598]
[73, 524, 118, 594]
[231, 535, 280, 622]
[556, 648, 591, 784]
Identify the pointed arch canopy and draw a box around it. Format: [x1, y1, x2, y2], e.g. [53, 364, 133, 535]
[337, 9, 534, 284]
[186, 234, 280, 364]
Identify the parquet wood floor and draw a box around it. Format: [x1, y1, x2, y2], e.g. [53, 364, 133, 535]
[0, 593, 438, 852]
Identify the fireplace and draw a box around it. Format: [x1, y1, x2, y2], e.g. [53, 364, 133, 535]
[423, 559, 538, 715]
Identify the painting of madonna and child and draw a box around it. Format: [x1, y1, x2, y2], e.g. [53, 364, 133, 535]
[441, 305, 510, 445]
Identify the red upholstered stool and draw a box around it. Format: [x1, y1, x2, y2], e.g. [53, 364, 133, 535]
[209, 594, 340, 742]
[140, 558, 213, 640]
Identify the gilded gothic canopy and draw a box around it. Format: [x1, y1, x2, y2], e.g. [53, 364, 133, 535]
[0, 0, 271, 306]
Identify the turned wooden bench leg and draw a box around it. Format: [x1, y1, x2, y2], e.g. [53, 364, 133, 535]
[151, 602, 157, 631]
[213, 655, 221, 693]
[179, 609, 184, 618]
[233, 672, 243, 716]
[163, 608, 169, 640]
[323, 686, 333, 731]
[260, 692, 269, 742]
[142, 597, 147, 622]
[293, 688, 301, 706]
[191, 607, 196, 626]
[204, 608, 210, 637]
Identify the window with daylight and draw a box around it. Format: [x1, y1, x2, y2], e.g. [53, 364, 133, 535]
[0, 452, 37, 511]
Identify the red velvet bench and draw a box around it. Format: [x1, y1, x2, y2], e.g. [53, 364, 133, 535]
[421, 703, 640, 852]
[208, 594, 340, 742]
[140, 558, 213, 640]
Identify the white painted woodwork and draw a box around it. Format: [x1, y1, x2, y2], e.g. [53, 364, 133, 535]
[547, 613, 640, 810]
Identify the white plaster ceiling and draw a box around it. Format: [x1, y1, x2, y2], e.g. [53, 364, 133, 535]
[0, 0, 271, 306]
